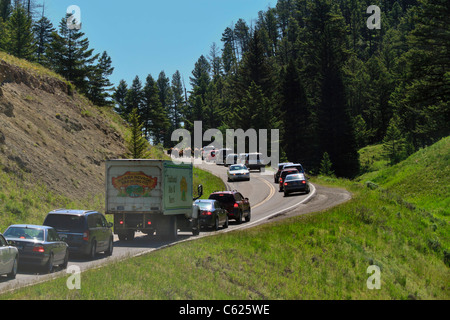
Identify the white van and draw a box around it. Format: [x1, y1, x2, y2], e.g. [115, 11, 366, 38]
[225, 153, 238, 167]
[239, 153, 265, 171]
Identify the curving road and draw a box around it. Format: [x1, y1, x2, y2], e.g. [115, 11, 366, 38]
[0, 161, 351, 294]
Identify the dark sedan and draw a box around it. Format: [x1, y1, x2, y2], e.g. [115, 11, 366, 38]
[283, 173, 310, 196]
[194, 199, 229, 231]
[3, 225, 69, 274]
[278, 168, 300, 192]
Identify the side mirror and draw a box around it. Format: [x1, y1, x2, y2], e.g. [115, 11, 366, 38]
[193, 184, 203, 201]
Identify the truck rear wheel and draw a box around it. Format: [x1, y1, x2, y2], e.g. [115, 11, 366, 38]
[168, 216, 177, 240]
[118, 230, 135, 241]
[158, 216, 177, 240]
[192, 218, 200, 236]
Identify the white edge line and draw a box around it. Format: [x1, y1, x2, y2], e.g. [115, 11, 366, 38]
[231, 183, 317, 231]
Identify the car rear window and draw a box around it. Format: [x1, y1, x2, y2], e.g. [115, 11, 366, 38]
[4, 226, 44, 241]
[196, 202, 213, 210]
[44, 214, 85, 233]
[285, 174, 305, 181]
[209, 194, 235, 203]
[282, 170, 298, 177]
[284, 165, 304, 173]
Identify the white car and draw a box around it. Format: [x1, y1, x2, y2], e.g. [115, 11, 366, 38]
[227, 164, 250, 182]
[0, 233, 18, 279]
[225, 153, 238, 167]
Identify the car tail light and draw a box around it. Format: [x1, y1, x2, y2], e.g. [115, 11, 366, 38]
[119, 220, 124, 225]
[147, 221, 152, 225]
[83, 230, 89, 241]
[233, 203, 239, 208]
[284, 182, 288, 186]
[302, 181, 306, 184]
[33, 246, 45, 253]
[201, 211, 212, 216]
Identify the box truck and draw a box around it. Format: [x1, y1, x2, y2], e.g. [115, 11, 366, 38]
[105, 160, 202, 241]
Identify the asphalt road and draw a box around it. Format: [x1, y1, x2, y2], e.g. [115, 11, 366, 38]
[0, 162, 351, 294]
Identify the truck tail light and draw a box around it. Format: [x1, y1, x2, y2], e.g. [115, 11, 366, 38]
[119, 220, 124, 225]
[234, 203, 239, 208]
[33, 246, 45, 253]
[147, 221, 152, 225]
[83, 230, 89, 241]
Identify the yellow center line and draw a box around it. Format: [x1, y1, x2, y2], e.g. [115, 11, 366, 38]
[253, 176, 276, 209]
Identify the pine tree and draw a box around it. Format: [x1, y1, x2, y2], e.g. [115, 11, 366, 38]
[142, 74, 169, 144]
[280, 58, 314, 166]
[113, 79, 128, 117]
[394, 0, 450, 147]
[208, 42, 222, 81]
[234, 19, 250, 58]
[244, 81, 279, 131]
[46, 15, 98, 93]
[238, 29, 275, 100]
[6, 4, 35, 60]
[319, 152, 334, 176]
[171, 70, 184, 130]
[86, 51, 114, 106]
[0, 0, 11, 21]
[156, 71, 172, 146]
[221, 41, 236, 75]
[221, 26, 238, 75]
[383, 114, 406, 165]
[126, 108, 150, 159]
[189, 55, 211, 91]
[32, 15, 54, 64]
[0, 17, 7, 50]
[303, 0, 359, 178]
[124, 76, 144, 121]
[0, 1, 11, 50]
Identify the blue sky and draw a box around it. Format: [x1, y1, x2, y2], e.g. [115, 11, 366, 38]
[43, 0, 276, 91]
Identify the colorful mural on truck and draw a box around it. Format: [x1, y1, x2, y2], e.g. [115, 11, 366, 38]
[111, 171, 158, 198]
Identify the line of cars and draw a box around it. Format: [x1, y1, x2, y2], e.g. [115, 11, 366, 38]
[274, 162, 311, 197]
[0, 209, 113, 279]
[194, 190, 251, 231]
[202, 147, 265, 172]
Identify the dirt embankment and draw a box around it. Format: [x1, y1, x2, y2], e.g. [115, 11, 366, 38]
[0, 59, 127, 201]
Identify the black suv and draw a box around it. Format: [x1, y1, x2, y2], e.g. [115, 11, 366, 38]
[208, 191, 251, 224]
[43, 209, 113, 259]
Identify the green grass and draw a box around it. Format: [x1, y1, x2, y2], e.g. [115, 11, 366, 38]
[2, 180, 448, 300]
[193, 167, 226, 199]
[0, 51, 68, 84]
[358, 136, 450, 221]
[358, 143, 389, 174]
[0, 172, 105, 233]
[2, 137, 448, 300]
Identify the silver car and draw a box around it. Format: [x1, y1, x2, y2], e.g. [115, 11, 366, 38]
[0, 233, 19, 279]
[227, 164, 250, 182]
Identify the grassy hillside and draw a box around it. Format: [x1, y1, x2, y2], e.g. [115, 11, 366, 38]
[0, 52, 225, 232]
[3, 137, 448, 300]
[0, 52, 223, 232]
[358, 137, 449, 220]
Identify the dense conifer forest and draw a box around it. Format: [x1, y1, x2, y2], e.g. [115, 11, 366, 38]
[1, 0, 448, 177]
